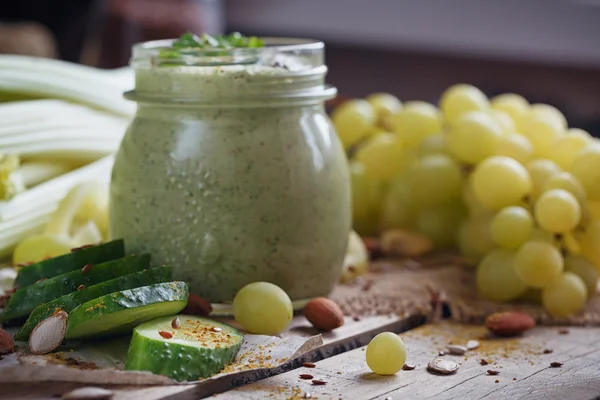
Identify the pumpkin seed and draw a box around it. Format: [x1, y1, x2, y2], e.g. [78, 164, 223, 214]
[427, 358, 459, 375]
[62, 387, 114, 399]
[466, 340, 480, 350]
[447, 344, 468, 355]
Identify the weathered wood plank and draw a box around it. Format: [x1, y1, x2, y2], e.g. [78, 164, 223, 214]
[2, 313, 425, 400]
[215, 322, 600, 400]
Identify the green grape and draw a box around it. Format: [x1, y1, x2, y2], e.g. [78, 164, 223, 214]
[534, 189, 581, 233]
[581, 220, 600, 272]
[542, 272, 587, 318]
[586, 200, 600, 220]
[564, 255, 598, 299]
[519, 287, 543, 305]
[526, 159, 561, 200]
[366, 93, 402, 123]
[490, 109, 516, 135]
[570, 146, 600, 201]
[491, 93, 529, 125]
[440, 83, 490, 125]
[350, 161, 385, 235]
[519, 115, 563, 158]
[547, 131, 589, 169]
[378, 173, 416, 230]
[447, 111, 503, 164]
[458, 215, 495, 262]
[562, 232, 582, 255]
[496, 133, 533, 165]
[416, 201, 466, 248]
[529, 227, 557, 245]
[403, 100, 436, 109]
[410, 154, 463, 206]
[530, 103, 568, 131]
[471, 156, 532, 210]
[417, 133, 449, 157]
[569, 128, 591, 139]
[354, 133, 407, 181]
[541, 171, 586, 204]
[364, 125, 388, 139]
[515, 241, 563, 288]
[366, 332, 407, 375]
[462, 178, 491, 216]
[476, 249, 527, 302]
[233, 282, 293, 335]
[392, 101, 442, 147]
[490, 206, 533, 249]
[331, 99, 376, 149]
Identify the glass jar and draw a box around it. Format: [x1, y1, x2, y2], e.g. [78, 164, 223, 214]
[110, 38, 351, 304]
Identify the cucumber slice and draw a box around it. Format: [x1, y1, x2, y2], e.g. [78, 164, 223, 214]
[14, 239, 124, 287]
[0, 254, 150, 322]
[125, 315, 243, 381]
[65, 281, 189, 340]
[15, 265, 173, 341]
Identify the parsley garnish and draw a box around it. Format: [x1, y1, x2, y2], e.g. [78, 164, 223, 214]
[171, 32, 265, 50]
[155, 32, 265, 66]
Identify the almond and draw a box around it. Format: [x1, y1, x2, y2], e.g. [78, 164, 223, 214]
[380, 229, 433, 258]
[485, 311, 535, 337]
[304, 297, 344, 331]
[0, 328, 14, 354]
[181, 294, 212, 317]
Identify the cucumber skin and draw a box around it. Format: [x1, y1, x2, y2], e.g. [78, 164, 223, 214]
[0, 254, 150, 322]
[125, 318, 243, 381]
[15, 239, 125, 288]
[65, 281, 189, 340]
[15, 265, 173, 341]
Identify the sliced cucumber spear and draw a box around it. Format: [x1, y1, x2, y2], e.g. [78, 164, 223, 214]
[0, 253, 150, 322]
[125, 315, 243, 381]
[14, 239, 124, 288]
[15, 265, 173, 341]
[65, 281, 189, 340]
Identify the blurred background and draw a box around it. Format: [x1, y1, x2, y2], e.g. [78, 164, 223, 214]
[0, 0, 598, 134]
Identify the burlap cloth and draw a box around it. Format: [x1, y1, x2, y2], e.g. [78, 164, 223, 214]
[330, 255, 600, 326]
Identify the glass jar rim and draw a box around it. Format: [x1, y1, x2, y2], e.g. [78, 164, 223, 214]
[131, 37, 325, 67]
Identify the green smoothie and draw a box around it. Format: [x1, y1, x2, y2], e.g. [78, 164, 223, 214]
[110, 38, 351, 303]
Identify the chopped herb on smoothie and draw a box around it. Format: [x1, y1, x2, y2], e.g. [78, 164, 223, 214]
[159, 32, 265, 61]
[172, 32, 265, 49]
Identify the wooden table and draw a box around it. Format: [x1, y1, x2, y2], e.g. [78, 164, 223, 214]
[6, 315, 600, 400]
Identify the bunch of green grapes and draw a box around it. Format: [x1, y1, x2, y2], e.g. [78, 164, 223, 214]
[333, 84, 600, 318]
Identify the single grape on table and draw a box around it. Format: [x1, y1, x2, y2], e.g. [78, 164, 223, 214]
[366, 332, 407, 375]
[233, 282, 293, 335]
[331, 86, 600, 319]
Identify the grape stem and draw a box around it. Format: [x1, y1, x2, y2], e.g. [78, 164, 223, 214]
[425, 283, 446, 322]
